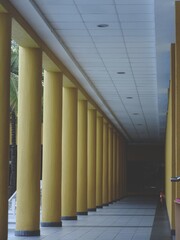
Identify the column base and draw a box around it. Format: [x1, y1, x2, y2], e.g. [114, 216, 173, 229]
[15, 230, 40, 236]
[96, 205, 103, 209]
[102, 203, 109, 207]
[41, 221, 62, 227]
[88, 208, 96, 212]
[61, 216, 77, 220]
[77, 211, 88, 215]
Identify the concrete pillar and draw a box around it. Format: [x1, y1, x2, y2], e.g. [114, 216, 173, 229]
[175, 2, 180, 198]
[96, 116, 103, 208]
[112, 130, 116, 202]
[108, 126, 113, 203]
[15, 47, 42, 236]
[41, 71, 63, 227]
[116, 134, 120, 201]
[119, 136, 122, 199]
[87, 109, 97, 211]
[0, 12, 11, 240]
[77, 100, 88, 215]
[62, 87, 78, 220]
[102, 120, 108, 206]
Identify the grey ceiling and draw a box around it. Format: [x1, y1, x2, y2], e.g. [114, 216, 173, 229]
[10, 0, 175, 143]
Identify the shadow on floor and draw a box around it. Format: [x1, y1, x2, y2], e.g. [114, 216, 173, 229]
[150, 200, 172, 240]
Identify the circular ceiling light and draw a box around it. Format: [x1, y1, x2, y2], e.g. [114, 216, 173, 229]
[137, 123, 143, 126]
[117, 72, 125, 74]
[126, 97, 133, 99]
[133, 113, 139, 115]
[97, 24, 109, 28]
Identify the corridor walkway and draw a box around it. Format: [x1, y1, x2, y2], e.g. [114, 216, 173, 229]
[8, 196, 161, 240]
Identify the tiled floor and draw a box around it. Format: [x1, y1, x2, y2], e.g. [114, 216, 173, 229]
[8, 196, 158, 240]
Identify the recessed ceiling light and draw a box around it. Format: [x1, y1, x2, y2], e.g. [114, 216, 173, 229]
[117, 72, 125, 74]
[137, 123, 143, 126]
[133, 113, 139, 115]
[97, 24, 109, 28]
[126, 97, 133, 99]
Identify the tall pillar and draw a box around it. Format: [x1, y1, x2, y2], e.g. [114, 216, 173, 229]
[0, 12, 11, 240]
[108, 125, 113, 204]
[96, 116, 103, 208]
[175, 2, 180, 198]
[77, 100, 88, 215]
[123, 141, 127, 196]
[119, 136, 122, 199]
[87, 109, 97, 211]
[112, 130, 116, 202]
[171, 44, 176, 231]
[116, 134, 120, 201]
[41, 71, 62, 227]
[62, 87, 78, 220]
[102, 120, 108, 206]
[15, 47, 42, 236]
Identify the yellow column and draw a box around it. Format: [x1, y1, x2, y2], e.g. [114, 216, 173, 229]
[165, 44, 176, 233]
[62, 87, 78, 220]
[108, 125, 113, 204]
[15, 47, 42, 236]
[77, 100, 88, 215]
[0, 12, 11, 240]
[88, 109, 97, 211]
[119, 136, 122, 199]
[41, 71, 62, 227]
[171, 44, 176, 231]
[123, 141, 127, 196]
[102, 120, 108, 206]
[116, 134, 120, 201]
[96, 116, 103, 208]
[175, 2, 180, 198]
[112, 130, 116, 202]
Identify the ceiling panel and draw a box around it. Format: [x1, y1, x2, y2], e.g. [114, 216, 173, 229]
[37, 0, 74, 4]
[123, 29, 155, 36]
[41, 5, 78, 14]
[75, 0, 114, 4]
[122, 22, 154, 29]
[81, 14, 118, 22]
[119, 14, 154, 22]
[10, 0, 174, 143]
[76, 4, 116, 14]
[116, 5, 154, 14]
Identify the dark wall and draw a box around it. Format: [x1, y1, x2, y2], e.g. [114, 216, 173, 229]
[126, 144, 164, 195]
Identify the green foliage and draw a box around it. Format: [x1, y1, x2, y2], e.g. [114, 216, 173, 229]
[10, 40, 18, 115]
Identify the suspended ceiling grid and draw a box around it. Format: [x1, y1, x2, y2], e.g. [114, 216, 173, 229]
[9, 0, 175, 143]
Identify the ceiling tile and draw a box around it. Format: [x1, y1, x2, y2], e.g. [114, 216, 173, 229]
[95, 42, 125, 48]
[92, 35, 124, 43]
[124, 36, 155, 42]
[89, 29, 122, 37]
[82, 14, 118, 22]
[119, 14, 154, 22]
[122, 21, 154, 29]
[58, 29, 89, 36]
[77, 4, 116, 14]
[75, 0, 114, 4]
[116, 4, 154, 14]
[123, 29, 155, 37]
[52, 22, 86, 30]
[36, 0, 74, 4]
[47, 14, 82, 22]
[40, 5, 78, 14]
